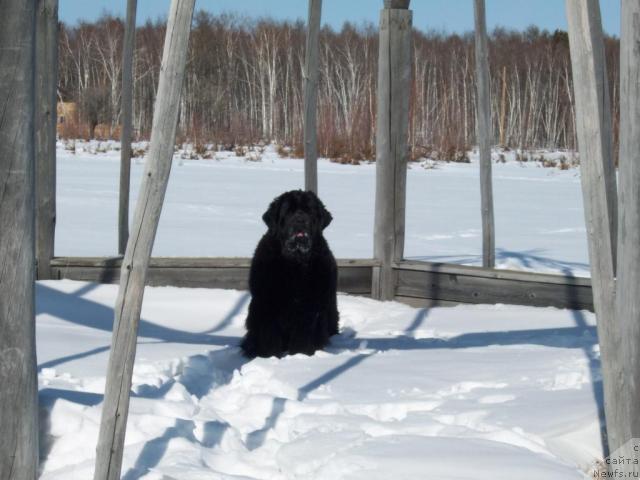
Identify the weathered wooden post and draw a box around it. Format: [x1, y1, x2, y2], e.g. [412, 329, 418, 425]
[565, 0, 620, 456]
[372, 0, 412, 300]
[35, 0, 58, 279]
[614, 0, 640, 471]
[303, 0, 322, 193]
[93, 0, 195, 478]
[0, 0, 39, 478]
[473, 0, 495, 268]
[118, 0, 138, 255]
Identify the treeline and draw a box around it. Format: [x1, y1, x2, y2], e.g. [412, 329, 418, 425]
[58, 11, 620, 160]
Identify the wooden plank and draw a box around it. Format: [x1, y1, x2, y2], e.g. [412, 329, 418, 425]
[55, 267, 371, 294]
[473, 0, 495, 268]
[93, 1, 196, 478]
[118, 0, 138, 254]
[52, 256, 251, 268]
[384, 0, 410, 6]
[50, 257, 373, 294]
[54, 266, 249, 289]
[54, 267, 121, 285]
[394, 260, 592, 286]
[50, 256, 378, 269]
[396, 268, 593, 310]
[373, 1, 412, 300]
[49, 256, 597, 310]
[394, 296, 463, 309]
[0, 0, 39, 478]
[614, 0, 640, 468]
[303, 0, 322, 193]
[565, 0, 620, 456]
[35, 0, 58, 279]
[337, 267, 372, 294]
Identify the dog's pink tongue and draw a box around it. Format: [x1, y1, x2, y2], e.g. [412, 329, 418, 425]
[295, 232, 306, 238]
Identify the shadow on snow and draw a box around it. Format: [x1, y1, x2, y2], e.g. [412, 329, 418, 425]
[36, 278, 604, 472]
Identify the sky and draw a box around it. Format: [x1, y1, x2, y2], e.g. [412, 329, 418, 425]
[59, 0, 621, 36]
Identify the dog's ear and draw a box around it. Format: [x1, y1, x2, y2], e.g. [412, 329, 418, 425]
[262, 197, 280, 230]
[307, 191, 332, 230]
[319, 203, 333, 230]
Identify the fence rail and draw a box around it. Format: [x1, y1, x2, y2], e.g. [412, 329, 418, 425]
[49, 257, 593, 311]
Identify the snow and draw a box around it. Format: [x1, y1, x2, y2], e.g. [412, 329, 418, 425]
[38, 280, 600, 479]
[55, 141, 589, 276]
[37, 143, 600, 478]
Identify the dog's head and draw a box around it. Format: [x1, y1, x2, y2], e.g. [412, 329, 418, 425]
[262, 190, 333, 260]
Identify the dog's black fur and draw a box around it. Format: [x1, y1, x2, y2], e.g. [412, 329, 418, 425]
[240, 190, 339, 358]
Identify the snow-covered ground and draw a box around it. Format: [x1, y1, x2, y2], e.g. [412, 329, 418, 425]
[37, 142, 601, 478]
[39, 280, 601, 479]
[55, 142, 590, 276]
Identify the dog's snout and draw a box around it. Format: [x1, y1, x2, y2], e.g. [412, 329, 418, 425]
[290, 210, 310, 231]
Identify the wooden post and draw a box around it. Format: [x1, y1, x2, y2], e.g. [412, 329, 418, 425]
[0, 1, 39, 478]
[118, 0, 137, 255]
[614, 0, 640, 471]
[35, 0, 58, 279]
[372, 0, 412, 300]
[93, 0, 195, 478]
[473, 0, 495, 268]
[565, 0, 620, 456]
[303, 0, 322, 194]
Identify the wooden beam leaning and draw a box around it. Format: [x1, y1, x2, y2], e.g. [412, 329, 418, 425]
[565, 0, 620, 456]
[473, 0, 495, 268]
[93, 1, 195, 478]
[303, 0, 322, 193]
[0, 1, 39, 478]
[35, 0, 58, 279]
[614, 0, 640, 471]
[373, 0, 412, 300]
[118, 0, 138, 254]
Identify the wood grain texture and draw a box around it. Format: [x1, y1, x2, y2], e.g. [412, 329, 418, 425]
[50, 257, 374, 294]
[51, 257, 378, 268]
[35, 0, 58, 279]
[303, 0, 322, 193]
[118, 0, 137, 255]
[383, 0, 410, 8]
[0, 0, 39, 478]
[394, 296, 483, 309]
[394, 260, 592, 285]
[396, 268, 593, 311]
[473, 0, 495, 268]
[373, 5, 412, 300]
[566, 0, 620, 456]
[93, 1, 195, 478]
[50, 257, 594, 310]
[614, 0, 640, 470]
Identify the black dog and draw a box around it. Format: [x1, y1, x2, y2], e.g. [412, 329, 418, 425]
[241, 190, 339, 358]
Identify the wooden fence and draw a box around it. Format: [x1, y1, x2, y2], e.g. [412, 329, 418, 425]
[2, 0, 638, 478]
[49, 256, 594, 311]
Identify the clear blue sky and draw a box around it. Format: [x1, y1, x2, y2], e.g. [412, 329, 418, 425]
[59, 0, 621, 36]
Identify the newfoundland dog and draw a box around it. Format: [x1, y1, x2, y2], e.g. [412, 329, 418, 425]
[240, 190, 339, 358]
